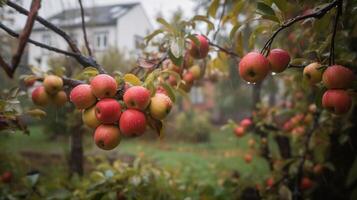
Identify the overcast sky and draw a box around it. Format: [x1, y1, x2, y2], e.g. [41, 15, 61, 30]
[17, 0, 197, 27]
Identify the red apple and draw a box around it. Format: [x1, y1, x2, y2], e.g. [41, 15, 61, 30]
[234, 126, 245, 137]
[95, 99, 122, 124]
[91, 74, 118, 99]
[322, 90, 352, 115]
[119, 109, 146, 136]
[32, 86, 50, 106]
[244, 153, 253, 163]
[240, 118, 253, 129]
[70, 84, 97, 109]
[1, 171, 12, 183]
[167, 75, 178, 87]
[238, 52, 270, 83]
[267, 49, 290, 73]
[188, 34, 209, 59]
[183, 71, 195, 85]
[94, 125, 121, 150]
[300, 177, 313, 190]
[149, 93, 173, 120]
[123, 86, 151, 110]
[322, 65, 355, 89]
[266, 177, 274, 188]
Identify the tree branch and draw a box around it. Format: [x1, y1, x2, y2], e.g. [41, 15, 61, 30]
[261, 0, 342, 56]
[208, 41, 240, 58]
[213, 0, 227, 40]
[78, 0, 93, 57]
[329, 0, 343, 65]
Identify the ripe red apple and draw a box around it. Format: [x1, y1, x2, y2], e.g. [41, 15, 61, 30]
[167, 75, 178, 87]
[82, 105, 101, 129]
[267, 49, 290, 73]
[123, 86, 151, 110]
[322, 90, 352, 115]
[32, 86, 50, 106]
[90, 74, 118, 99]
[70, 84, 97, 109]
[183, 71, 195, 85]
[51, 90, 67, 107]
[303, 62, 322, 85]
[238, 52, 270, 83]
[234, 126, 245, 137]
[322, 65, 355, 89]
[119, 109, 146, 136]
[266, 177, 274, 188]
[188, 34, 209, 59]
[94, 125, 121, 150]
[149, 93, 173, 120]
[300, 177, 313, 190]
[1, 171, 12, 183]
[43, 75, 63, 95]
[95, 99, 122, 124]
[244, 153, 253, 164]
[240, 118, 253, 129]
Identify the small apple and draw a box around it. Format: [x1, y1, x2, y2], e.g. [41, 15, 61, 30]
[234, 126, 245, 137]
[240, 118, 253, 129]
[167, 75, 178, 87]
[244, 153, 253, 163]
[32, 86, 50, 106]
[168, 61, 183, 74]
[238, 52, 270, 83]
[188, 34, 209, 59]
[266, 177, 274, 188]
[322, 65, 355, 89]
[95, 98, 122, 124]
[123, 86, 151, 110]
[267, 49, 290, 73]
[149, 93, 173, 120]
[248, 139, 256, 148]
[183, 71, 195, 85]
[189, 65, 201, 79]
[94, 124, 121, 150]
[300, 177, 313, 190]
[303, 62, 322, 85]
[70, 84, 97, 109]
[119, 109, 147, 136]
[90, 74, 118, 99]
[1, 171, 12, 183]
[43, 75, 63, 94]
[313, 164, 324, 175]
[322, 90, 352, 115]
[82, 105, 101, 129]
[51, 90, 67, 107]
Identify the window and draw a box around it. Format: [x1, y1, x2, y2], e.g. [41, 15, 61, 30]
[94, 32, 108, 50]
[190, 86, 204, 104]
[134, 35, 144, 49]
[41, 34, 51, 55]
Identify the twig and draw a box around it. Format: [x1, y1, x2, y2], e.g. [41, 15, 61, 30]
[208, 41, 240, 58]
[213, 0, 227, 40]
[329, 0, 343, 65]
[78, 0, 93, 57]
[11, 0, 41, 76]
[261, 0, 342, 56]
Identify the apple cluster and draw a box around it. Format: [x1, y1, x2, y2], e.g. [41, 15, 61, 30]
[282, 113, 314, 137]
[69, 74, 173, 150]
[234, 118, 253, 138]
[238, 49, 291, 83]
[304, 64, 355, 115]
[31, 75, 67, 107]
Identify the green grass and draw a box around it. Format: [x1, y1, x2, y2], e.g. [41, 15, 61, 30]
[0, 126, 271, 185]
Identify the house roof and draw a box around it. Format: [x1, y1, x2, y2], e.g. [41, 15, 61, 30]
[33, 3, 139, 31]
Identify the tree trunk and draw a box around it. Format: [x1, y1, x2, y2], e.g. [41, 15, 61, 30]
[252, 82, 262, 110]
[69, 122, 84, 176]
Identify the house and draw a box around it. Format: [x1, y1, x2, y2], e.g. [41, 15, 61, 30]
[28, 2, 153, 70]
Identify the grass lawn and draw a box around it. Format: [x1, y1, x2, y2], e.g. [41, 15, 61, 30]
[0, 126, 271, 185]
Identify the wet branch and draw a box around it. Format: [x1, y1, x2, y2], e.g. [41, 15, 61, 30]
[78, 0, 93, 57]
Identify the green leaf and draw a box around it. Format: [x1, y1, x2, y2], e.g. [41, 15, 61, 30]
[248, 32, 256, 50]
[272, 0, 287, 11]
[160, 82, 176, 103]
[145, 29, 164, 44]
[27, 173, 40, 186]
[157, 18, 175, 33]
[208, 0, 220, 18]
[26, 109, 47, 119]
[256, 1, 276, 16]
[191, 15, 215, 32]
[229, 23, 242, 40]
[124, 73, 142, 86]
[168, 50, 183, 66]
[347, 157, 357, 187]
[170, 37, 185, 59]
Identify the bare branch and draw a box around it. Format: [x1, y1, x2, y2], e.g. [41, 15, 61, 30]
[0, 54, 12, 77]
[329, 0, 343, 65]
[78, 0, 93, 57]
[208, 41, 240, 58]
[11, 0, 41, 72]
[213, 0, 227, 40]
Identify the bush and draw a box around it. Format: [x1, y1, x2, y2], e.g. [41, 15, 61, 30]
[173, 110, 212, 143]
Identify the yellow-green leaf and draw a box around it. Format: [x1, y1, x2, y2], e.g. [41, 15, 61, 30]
[124, 73, 142, 86]
[26, 109, 46, 119]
